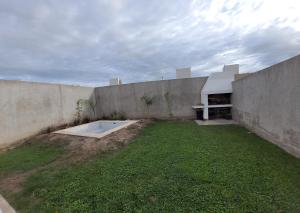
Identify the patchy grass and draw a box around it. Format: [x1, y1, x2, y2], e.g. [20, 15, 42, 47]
[2, 121, 300, 212]
[0, 140, 64, 177]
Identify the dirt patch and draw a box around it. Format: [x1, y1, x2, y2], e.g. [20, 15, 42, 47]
[0, 171, 33, 193]
[51, 119, 150, 162]
[0, 120, 151, 194]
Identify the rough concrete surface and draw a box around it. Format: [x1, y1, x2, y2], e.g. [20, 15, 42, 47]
[232, 55, 300, 158]
[95, 77, 207, 119]
[0, 77, 208, 149]
[0, 80, 94, 149]
[1, 55, 299, 159]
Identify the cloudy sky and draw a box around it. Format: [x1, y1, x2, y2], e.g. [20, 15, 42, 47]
[0, 0, 300, 86]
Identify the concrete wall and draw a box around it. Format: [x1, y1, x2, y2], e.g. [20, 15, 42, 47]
[232, 55, 300, 158]
[95, 77, 207, 119]
[0, 80, 94, 149]
[0, 77, 207, 148]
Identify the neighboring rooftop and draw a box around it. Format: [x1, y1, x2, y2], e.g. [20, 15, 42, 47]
[109, 78, 122, 86]
[176, 67, 191, 79]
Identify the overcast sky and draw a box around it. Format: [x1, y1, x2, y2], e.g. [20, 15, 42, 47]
[0, 0, 300, 86]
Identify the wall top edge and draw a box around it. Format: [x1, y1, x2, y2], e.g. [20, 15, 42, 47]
[0, 79, 95, 89]
[95, 76, 209, 89]
[233, 54, 300, 84]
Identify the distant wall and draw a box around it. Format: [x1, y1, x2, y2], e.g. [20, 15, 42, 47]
[0, 80, 94, 149]
[0, 77, 207, 148]
[232, 55, 300, 158]
[95, 77, 207, 119]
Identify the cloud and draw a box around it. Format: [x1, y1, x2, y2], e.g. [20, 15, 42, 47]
[0, 0, 299, 86]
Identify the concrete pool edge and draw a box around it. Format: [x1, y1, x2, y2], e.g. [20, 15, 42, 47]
[54, 120, 139, 139]
[0, 194, 16, 213]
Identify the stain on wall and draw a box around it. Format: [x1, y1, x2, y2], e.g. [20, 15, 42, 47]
[0, 80, 94, 149]
[95, 77, 207, 119]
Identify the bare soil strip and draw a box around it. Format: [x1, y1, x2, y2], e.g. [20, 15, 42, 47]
[0, 120, 150, 194]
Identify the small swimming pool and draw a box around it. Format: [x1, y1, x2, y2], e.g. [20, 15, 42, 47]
[54, 120, 138, 138]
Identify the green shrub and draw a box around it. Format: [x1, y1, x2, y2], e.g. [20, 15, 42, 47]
[109, 112, 127, 120]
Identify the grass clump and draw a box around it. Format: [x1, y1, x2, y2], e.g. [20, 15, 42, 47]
[0, 141, 64, 176]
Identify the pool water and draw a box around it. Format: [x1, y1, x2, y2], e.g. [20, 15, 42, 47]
[75, 121, 127, 134]
[54, 120, 138, 138]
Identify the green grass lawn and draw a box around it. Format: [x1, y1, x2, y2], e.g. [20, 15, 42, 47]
[1, 121, 300, 212]
[0, 140, 64, 177]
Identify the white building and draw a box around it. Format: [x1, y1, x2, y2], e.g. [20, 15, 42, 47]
[176, 67, 191, 79]
[109, 78, 122, 86]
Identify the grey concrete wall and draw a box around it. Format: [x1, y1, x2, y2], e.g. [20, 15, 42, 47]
[95, 77, 207, 119]
[232, 55, 300, 158]
[0, 80, 94, 149]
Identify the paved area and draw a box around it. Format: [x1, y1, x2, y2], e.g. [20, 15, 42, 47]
[0, 195, 15, 213]
[195, 119, 237, 126]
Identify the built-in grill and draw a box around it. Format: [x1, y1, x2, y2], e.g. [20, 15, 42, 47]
[193, 64, 239, 120]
